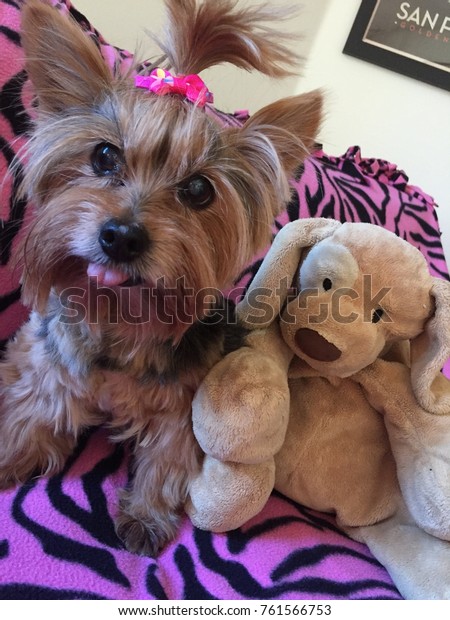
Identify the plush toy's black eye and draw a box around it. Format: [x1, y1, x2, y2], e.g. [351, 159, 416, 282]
[178, 175, 215, 210]
[372, 308, 384, 324]
[323, 278, 332, 292]
[91, 143, 123, 177]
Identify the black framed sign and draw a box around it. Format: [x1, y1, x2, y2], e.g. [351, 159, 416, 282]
[344, 0, 450, 91]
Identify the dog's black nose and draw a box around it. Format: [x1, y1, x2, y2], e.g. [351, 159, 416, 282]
[99, 219, 150, 263]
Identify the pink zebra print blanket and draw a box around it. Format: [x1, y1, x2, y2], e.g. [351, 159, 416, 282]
[0, 0, 448, 600]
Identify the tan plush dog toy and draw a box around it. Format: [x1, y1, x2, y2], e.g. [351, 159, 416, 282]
[187, 218, 450, 600]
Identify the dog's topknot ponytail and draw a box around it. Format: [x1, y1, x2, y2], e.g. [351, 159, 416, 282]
[157, 0, 301, 77]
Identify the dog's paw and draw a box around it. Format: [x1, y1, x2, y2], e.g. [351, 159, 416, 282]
[0, 467, 21, 491]
[0, 461, 42, 491]
[115, 515, 162, 557]
[0, 449, 63, 491]
[115, 498, 178, 557]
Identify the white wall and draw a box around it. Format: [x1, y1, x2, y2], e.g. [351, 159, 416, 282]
[74, 0, 331, 112]
[74, 0, 450, 262]
[298, 0, 450, 264]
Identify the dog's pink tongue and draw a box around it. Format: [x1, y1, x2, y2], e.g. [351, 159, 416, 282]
[87, 263, 129, 286]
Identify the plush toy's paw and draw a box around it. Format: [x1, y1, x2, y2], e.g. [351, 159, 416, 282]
[186, 456, 275, 532]
[192, 348, 290, 464]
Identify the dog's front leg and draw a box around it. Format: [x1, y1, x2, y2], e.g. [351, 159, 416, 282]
[115, 408, 202, 557]
[0, 410, 77, 490]
[0, 319, 95, 489]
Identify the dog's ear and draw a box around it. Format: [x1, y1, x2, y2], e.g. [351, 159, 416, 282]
[221, 90, 323, 246]
[410, 278, 450, 414]
[21, 0, 112, 113]
[237, 218, 341, 329]
[242, 90, 323, 181]
[226, 91, 323, 216]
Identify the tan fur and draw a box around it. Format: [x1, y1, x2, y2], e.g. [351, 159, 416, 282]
[157, 0, 301, 76]
[0, 0, 323, 556]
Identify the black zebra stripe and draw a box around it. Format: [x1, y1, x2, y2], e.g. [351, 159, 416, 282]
[0, 287, 21, 311]
[47, 430, 125, 549]
[0, 136, 27, 265]
[0, 69, 31, 136]
[146, 564, 168, 600]
[12, 480, 131, 588]
[186, 527, 400, 599]
[0, 584, 107, 600]
[0, 24, 20, 45]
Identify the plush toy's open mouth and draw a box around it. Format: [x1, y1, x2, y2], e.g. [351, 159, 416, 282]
[295, 328, 342, 362]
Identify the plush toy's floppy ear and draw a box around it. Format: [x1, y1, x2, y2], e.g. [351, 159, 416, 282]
[237, 218, 341, 329]
[410, 278, 450, 414]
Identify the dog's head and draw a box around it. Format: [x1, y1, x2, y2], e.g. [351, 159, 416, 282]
[18, 0, 322, 340]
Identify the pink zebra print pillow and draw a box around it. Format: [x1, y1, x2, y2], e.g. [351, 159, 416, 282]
[233, 146, 448, 294]
[0, 0, 447, 602]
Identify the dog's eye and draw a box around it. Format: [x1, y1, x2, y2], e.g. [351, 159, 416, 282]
[178, 175, 215, 210]
[91, 143, 123, 177]
[323, 278, 332, 292]
[372, 308, 384, 324]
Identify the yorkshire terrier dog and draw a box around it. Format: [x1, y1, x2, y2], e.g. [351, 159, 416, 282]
[0, 0, 322, 555]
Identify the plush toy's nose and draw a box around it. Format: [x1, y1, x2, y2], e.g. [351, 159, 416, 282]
[295, 328, 342, 362]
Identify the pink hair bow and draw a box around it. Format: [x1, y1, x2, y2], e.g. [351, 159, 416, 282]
[135, 68, 214, 107]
